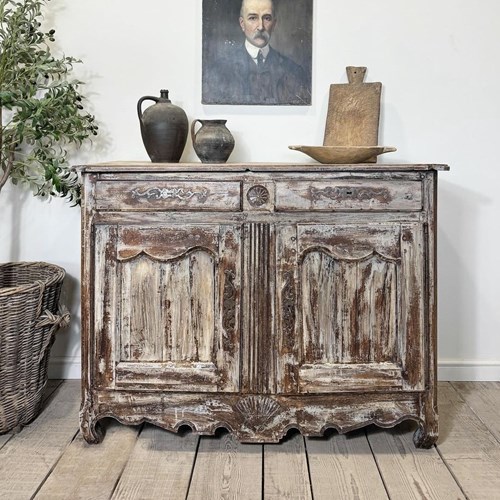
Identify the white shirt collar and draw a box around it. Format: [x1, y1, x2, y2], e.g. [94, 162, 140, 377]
[245, 40, 270, 62]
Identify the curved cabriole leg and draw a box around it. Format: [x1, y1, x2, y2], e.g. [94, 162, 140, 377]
[413, 420, 438, 448]
[414, 387, 439, 448]
[80, 416, 105, 444]
[80, 392, 105, 444]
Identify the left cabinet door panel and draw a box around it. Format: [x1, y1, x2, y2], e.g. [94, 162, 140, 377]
[93, 223, 242, 392]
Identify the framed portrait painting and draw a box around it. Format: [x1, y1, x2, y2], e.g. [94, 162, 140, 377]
[202, 0, 312, 106]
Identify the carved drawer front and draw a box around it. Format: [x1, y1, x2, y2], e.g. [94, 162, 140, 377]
[275, 180, 422, 211]
[94, 180, 241, 211]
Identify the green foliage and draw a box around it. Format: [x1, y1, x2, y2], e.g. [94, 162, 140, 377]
[0, 0, 97, 204]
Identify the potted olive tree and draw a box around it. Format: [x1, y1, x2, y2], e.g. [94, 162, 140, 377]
[0, 0, 97, 433]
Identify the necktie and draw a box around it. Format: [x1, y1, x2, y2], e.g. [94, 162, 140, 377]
[257, 50, 264, 67]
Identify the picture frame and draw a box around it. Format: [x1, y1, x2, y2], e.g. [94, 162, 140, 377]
[202, 0, 312, 106]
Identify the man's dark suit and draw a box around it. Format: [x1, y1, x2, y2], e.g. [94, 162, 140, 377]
[203, 44, 311, 105]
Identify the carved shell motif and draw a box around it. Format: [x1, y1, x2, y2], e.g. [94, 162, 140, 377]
[235, 396, 282, 429]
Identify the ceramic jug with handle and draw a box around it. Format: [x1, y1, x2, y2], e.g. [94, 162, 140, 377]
[191, 119, 235, 163]
[137, 89, 188, 162]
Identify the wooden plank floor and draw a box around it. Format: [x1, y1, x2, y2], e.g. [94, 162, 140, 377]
[1, 382, 499, 499]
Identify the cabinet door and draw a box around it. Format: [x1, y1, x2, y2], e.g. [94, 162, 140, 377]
[276, 223, 425, 393]
[93, 223, 241, 392]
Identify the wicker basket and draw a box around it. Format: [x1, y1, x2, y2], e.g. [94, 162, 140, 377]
[0, 262, 70, 433]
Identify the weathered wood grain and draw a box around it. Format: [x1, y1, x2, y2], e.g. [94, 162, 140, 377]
[35, 422, 140, 499]
[164, 257, 191, 363]
[216, 225, 242, 391]
[241, 222, 276, 394]
[416, 172, 439, 447]
[400, 223, 425, 391]
[368, 422, 465, 499]
[94, 224, 118, 389]
[276, 224, 299, 394]
[126, 255, 163, 361]
[275, 180, 422, 211]
[301, 251, 337, 363]
[112, 425, 198, 500]
[0, 381, 80, 498]
[372, 258, 398, 361]
[452, 381, 500, 441]
[98, 224, 240, 394]
[84, 389, 423, 444]
[125, 249, 214, 365]
[117, 224, 219, 262]
[80, 165, 445, 446]
[190, 250, 215, 362]
[78, 162, 448, 173]
[264, 432, 312, 499]
[94, 208, 424, 227]
[0, 431, 11, 451]
[0, 380, 62, 451]
[436, 383, 500, 498]
[297, 223, 402, 260]
[95, 180, 242, 211]
[188, 432, 262, 499]
[299, 363, 403, 392]
[306, 430, 388, 500]
[323, 67, 381, 149]
[300, 251, 398, 367]
[3, 382, 500, 499]
[115, 361, 218, 390]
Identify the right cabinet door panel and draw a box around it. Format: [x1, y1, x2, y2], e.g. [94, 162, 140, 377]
[276, 223, 426, 394]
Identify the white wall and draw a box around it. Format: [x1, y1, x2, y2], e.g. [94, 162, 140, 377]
[1, 0, 499, 380]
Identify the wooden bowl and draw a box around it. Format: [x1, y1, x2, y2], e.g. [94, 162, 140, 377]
[288, 145, 397, 164]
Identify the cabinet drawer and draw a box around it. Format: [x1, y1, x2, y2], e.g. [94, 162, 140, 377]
[94, 181, 241, 211]
[275, 180, 422, 211]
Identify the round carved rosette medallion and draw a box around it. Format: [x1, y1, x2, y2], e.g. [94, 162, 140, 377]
[247, 185, 270, 207]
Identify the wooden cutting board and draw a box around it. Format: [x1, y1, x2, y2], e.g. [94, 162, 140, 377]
[323, 67, 381, 152]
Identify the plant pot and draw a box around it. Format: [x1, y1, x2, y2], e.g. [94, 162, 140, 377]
[0, 262, 70, 433]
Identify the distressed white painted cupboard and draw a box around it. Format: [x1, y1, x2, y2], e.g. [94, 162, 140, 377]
[79, 163, 448, 447]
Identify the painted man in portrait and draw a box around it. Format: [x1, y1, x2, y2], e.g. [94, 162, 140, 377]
[202, 0, 312, 105]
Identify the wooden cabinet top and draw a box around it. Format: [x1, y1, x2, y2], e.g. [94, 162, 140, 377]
[77, 162, 450, 174]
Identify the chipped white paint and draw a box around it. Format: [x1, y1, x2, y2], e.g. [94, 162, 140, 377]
[80, 164, 445, 447]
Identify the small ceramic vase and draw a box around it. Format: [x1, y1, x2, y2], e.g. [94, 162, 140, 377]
[191, 119, 235, 163]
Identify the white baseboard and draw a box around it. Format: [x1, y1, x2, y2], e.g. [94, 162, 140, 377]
[48, 356, 81, 380]
[49, 356, 500, 382]
[438, 359, 500, 381]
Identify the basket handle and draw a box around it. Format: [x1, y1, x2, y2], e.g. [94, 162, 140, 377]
[36, 306, 71, 364]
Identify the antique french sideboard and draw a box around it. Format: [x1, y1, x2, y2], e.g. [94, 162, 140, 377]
[79, 162, 448, 448]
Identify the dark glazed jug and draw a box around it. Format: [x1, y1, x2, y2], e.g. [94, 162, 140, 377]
[191, 119, 235, 163]
[138, 90, 188, 162]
